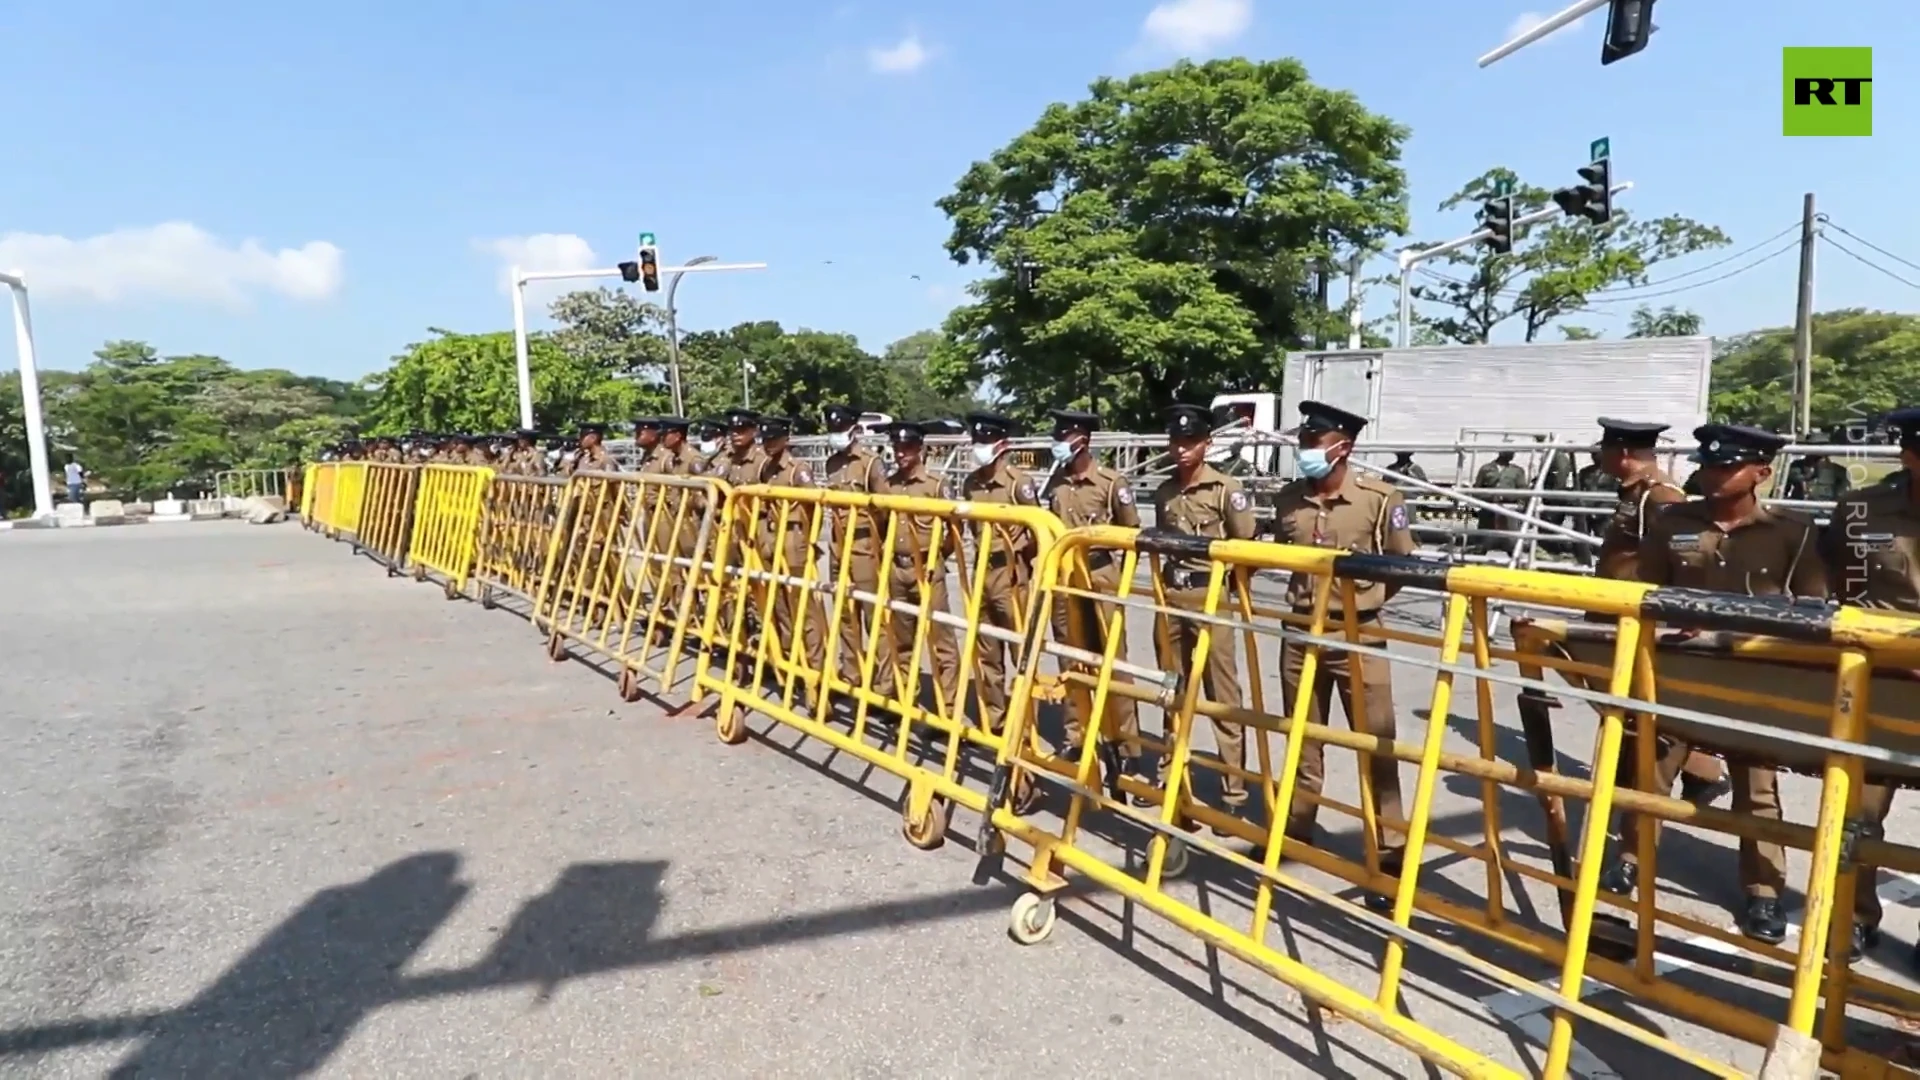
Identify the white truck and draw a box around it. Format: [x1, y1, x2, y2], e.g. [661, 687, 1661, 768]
[1211, 337, 1715, 483]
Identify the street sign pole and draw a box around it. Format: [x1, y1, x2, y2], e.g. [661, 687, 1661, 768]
[0, 271, 54, 519]
[1590, 137, 1611, 162]
[510, 260, 767, 429]
[1396, 181, 1634, 347]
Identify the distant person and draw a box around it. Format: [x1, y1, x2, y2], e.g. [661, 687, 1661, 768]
[64, 458, 86, 504]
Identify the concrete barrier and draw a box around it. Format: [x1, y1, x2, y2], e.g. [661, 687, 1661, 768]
[88, 500, 128, 525]
[152, 497, 190, 523]
[190, 499, 225, 521]
[56, 502, 92, 527]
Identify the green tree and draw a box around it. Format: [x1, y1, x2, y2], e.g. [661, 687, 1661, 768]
[1628, 305, 1704, 338]
[679, 321, 885, 427]
[360, 328, 645, 435]
[1710, 309, 1920, 430]
[930, 57, 1410, 429]
[1407, 168, 1730, 344]
[548, 287, 674, 383]
[872, 330, 984, 420]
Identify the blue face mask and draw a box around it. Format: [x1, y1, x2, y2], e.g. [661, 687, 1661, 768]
[1298, 445, 1342, 480]
[1050, 439, 1077, 463]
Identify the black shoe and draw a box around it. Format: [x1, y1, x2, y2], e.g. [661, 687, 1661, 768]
[1598, 860, 1637, 897]
[1366, 854, 1407, 913]
[1741, 897, 1787, 945]
[1679, 773, 1733, 807]
[1849, 923, 1881, 963]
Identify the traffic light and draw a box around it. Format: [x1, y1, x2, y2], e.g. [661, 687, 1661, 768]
[617, 261, 640, 283]
[1014, 262, 1040, 291]
[1601, 0, 1656, 66]
[1479, 196, 1515, 255]
[638, 246, 660, 292]
[1553, 158, 1613, 225]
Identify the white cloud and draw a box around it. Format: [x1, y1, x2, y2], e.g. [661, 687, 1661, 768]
[868, 33, 930, 74]
[1505, 10, 1587, 43]
[0, 222, 342, 306]
[1140, 0, 1252, 55]
[474, 233, 600, 295]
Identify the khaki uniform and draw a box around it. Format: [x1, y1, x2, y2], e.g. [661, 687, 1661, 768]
[821, 445, 893, 699]
[561, 444, 612, 477]
[1043, 464, 1142, 756]
[885, 462, 962, 705]
[760, 451, 827, 674]
[959, 457, 1042, 731]
[1625, 500, 1828, 899]
[1474, 460, 1528, 553]
[1594, 469, 1726, 796]
[1152, 463, 1259, 805]
[1822, 473, 1920, 931]
[1271, 472, 1417, 845]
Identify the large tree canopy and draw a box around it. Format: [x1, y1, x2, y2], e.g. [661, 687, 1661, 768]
[1408, 167, 1730, 345]
[360, 329, 654, 436]
[929, 57, 1410, 429]
[1710, 309, 1920, 431]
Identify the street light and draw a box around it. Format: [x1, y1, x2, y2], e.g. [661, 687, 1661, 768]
[665, 254, 717, 416]
[742, 361, 756, 409]
[1, 270, 54, 520]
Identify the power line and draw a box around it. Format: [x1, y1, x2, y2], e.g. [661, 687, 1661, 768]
[1821, 222, 1920, 276]
[1583, 238, 1802, 303]
[1410, 219, 1802, 300]
[1822, 233, 1920, 290]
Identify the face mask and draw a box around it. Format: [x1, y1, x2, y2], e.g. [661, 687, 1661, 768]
[970, 443, 998, 468]
[828, 431, 854, 451]
[697, 438, 720, 456]
[1050, 440, 1076, 464]
[1298, 447, 1336, 480]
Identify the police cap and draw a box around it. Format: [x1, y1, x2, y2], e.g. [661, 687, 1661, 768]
[1596, 417, 1669, 449]
[632, 416, 663, 432]
[658, 416, 691, 433]
[694, 415, 728, 438]
[759, 415, 795, 440]
[1690, 423, 1787, 466]
[515, 428, 538, 441]
[1048, 408, 1101, 436]
[725, 407, 761, 430]
[578, 422, 607, 438]
[964, 411, 1017, 442]
[1164, 404, 1214, 439]
[1886, 407, 1920, 446]
[454, 433, 478, 445]
[1295, 400, 1367, 438]
[822, 403, 862, 431]
[888, 421, 928, 445]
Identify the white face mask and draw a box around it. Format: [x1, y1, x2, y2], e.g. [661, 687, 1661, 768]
[970, 443, 999, 468]
[696, 438, 720, 456]
[828, 430, 854, 451]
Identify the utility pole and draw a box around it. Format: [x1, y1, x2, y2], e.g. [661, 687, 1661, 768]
[1791, 193, 1817, 439]
[1314, 257, 1331, 349]
[1346, 251, 1366, 349]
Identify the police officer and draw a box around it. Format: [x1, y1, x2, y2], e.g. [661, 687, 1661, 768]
[1042, 408, 1143, 769]
[1821, 406, 1920, 966]
[561, 423, 612, 475]
[1149, 403, 1258, 814]
[820, 403, 894, 711]
[507, 429, 547, 476]
[757, 415, 827, 675]
[1473, 451, 1529, 554]
[1602, 422, 1826, 943]
[1388, 452, 1427, 485]
[1269, 401, 1416, 900]
[633, 417, 667, 473]
[882, 421, 962, 706]
[1590, 418, 1731, 807]
[693, 417, 728, 471]
[959, 411, 1043, 734]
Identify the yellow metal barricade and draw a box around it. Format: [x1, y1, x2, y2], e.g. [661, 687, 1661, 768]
[407, 465, 493, 597]
[532, 471, 729, 703]
[472, 475, 570, 609]
[301, 463, 322, 525]
[327, 462, 369, 540]
[978, 526, 1920, 1079]
[356, 464, 421, 572]
[695, 483, 1069, 851]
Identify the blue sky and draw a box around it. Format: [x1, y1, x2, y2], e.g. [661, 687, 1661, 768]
[0, 0, 1913, 383]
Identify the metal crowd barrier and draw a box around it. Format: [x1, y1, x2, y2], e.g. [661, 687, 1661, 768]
[294, 461, 1920, 1078]
[356, 463, 421, 571]
[303, 462, 367, 538]
[213, 467, 294, 501]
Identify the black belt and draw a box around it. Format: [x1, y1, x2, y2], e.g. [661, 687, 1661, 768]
[1085, 551, 1114, 572]
[986, 551, 1022, 569]
[1291, 606, 1381, 624]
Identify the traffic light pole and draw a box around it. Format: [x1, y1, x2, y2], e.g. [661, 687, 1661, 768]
[1477, 0, 1608, 66]
[1394, 181, 1633, 347]
[508, 260, 766, 430]
[1, 271, 54, 520]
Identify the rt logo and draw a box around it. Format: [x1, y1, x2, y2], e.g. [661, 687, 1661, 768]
[1783, 47, 1872, 136]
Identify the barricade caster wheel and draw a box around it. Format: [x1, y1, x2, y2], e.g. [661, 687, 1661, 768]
[386, 563, 399, 578]
[443, 580, 461, 602]
[1159, 838, 1191, 880]
[479, 587, 497, 610]
[413, 566, 428, 583]
[716, 703, 749, 746]
[902, 795, 952, 851]
[546, 634, 568, 663]
[617, 668, 642, 703]
[1008, 892, 1057, 946]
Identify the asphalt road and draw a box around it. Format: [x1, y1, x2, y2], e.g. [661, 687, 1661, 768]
[1, 522, 1916, 1078]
